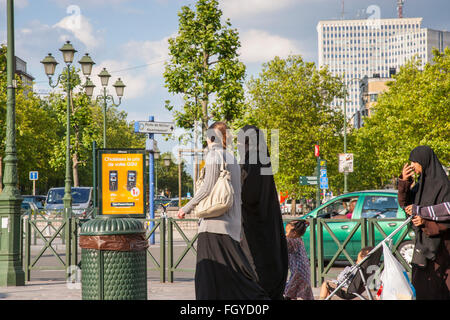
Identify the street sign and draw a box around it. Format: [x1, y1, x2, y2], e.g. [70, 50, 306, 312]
[320, 177, 329, 189]
[320, 169, 327, 178]
[319, 159, 327, 169]
[339, 153, 354, 173]
[315, 145, 320, 157]
[300, 176, 318, 186]
[29, 171, 38, 181]
[134, 121, 175, 134]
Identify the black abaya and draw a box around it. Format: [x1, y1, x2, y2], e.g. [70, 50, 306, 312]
[239, 125, 289, 300]
[195, 232, 269, 300]
[406, 146, 450, 300]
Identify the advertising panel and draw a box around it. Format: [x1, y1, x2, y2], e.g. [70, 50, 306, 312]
[98, 149, 146, 217]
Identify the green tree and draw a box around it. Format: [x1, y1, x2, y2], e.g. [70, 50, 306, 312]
[155, 152, 193, 198]
[164, 0, 246, 140]
[44, 67, 97, 188]
[349, 48, 450, 190]
[0, 44, 61, 194]
[246, 55, 346, 203]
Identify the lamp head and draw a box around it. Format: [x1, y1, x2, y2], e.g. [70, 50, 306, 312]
[59, 40, 77, 64]
[40, 53, 59, 76]
[78, 53, 95, 76]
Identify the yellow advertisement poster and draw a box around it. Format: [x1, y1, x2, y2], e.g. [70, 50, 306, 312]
[99, 150, 146, 216]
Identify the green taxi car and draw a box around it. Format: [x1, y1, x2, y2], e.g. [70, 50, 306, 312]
[297, 190, 414, 264]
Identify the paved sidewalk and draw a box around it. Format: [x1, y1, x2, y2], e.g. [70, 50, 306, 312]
[0, 278, 197, 300]
[0, 278, 324, 300]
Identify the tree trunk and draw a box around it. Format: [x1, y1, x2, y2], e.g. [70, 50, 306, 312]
[0, 156, 2, 193]
[290, 198, 296, 215]
[72, 153, 79, 187]
[201, 51, 209, 146]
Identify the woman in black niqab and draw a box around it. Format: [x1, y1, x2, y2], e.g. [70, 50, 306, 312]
[238, 125, 289, 300]
[399, 145, 450, 300]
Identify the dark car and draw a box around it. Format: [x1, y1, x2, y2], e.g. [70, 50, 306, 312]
[21, 195, 46, 211]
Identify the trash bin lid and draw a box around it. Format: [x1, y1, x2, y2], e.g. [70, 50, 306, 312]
[80, 216, 146, 236]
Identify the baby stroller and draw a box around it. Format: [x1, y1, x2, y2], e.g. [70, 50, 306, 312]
[325, 216, 413, 300]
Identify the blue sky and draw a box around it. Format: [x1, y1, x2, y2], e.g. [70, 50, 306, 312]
[1, 0, 449, 160]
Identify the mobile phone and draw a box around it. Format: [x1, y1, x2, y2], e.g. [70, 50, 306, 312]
[109, 170, 118, 191]
[127, 170, 137, 191]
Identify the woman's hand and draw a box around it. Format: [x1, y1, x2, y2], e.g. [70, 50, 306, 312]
[177, 208, 186, 219]
[401, 163, 414, 180]
[405, 205, 413, 216]
[412, 215, 425, 227]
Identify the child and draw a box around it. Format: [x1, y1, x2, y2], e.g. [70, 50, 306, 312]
[284, 220, 314, 300]
[319, 246, 374, 300]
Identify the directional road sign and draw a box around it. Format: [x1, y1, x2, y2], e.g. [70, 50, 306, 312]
[134, 121, 175, 134]
[300, 176, 318, 186]
[29, 171, 38, 181]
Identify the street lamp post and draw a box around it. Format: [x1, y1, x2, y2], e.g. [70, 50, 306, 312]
[42, 41, 93, 213]
[41, 42, 95, 274]
[342, 77, 361, 194]
[88, 68, 125, 148]
[0, 0, 25, 286]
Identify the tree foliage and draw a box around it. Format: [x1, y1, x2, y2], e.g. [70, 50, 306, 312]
[164, 0, 246, 137]
[0, 44, 146, 194]
[246, 55, 346, 199]
[349, 48, 450, 190]
[155, 152, 193, 198]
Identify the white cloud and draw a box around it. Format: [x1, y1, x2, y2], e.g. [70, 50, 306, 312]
[89, 60, 153, 100]
[220, 0, 296, 19]
[239, 29, 302, 63]
[53, 14, 100, 50]
[122, 35, 173, 76]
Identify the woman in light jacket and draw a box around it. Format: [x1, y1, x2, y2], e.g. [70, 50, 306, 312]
[177, 121, 268, 300]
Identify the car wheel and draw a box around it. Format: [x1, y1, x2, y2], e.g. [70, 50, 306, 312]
[398, 240, 414, 266]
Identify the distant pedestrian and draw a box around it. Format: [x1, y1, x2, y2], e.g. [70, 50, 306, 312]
[177, 121, 268, 300]
[283, 220, 314, 300]
[238, 125, 289, 300]
[398, 145, 450, 300]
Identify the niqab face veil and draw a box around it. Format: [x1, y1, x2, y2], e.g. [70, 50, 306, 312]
[409, 145, 450, 206]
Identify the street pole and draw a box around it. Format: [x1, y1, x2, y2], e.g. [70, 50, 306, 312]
[316, 156, 321, 208]
[0, 0, 25, 286]
[148, 116, 155, 245]
[62, 66, 73, 213]
[103, 87, 107, 148]
[92, 141, 97, 213]
[343, 94, 348, 194]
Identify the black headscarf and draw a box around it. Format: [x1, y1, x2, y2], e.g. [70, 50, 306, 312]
[238, 125, 289, 300]
[408, 145, 450, 264]
[409, 145, 450, 206]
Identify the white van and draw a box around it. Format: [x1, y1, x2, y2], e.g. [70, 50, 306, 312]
[45, 187, 93, 215]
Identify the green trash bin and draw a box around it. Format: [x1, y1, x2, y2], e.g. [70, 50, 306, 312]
[80, 216, 148, 300]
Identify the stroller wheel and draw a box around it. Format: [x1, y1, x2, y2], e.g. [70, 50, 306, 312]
[398, 241, 414, 266]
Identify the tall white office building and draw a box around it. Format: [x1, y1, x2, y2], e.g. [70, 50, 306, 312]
[317, 17, 450, 119]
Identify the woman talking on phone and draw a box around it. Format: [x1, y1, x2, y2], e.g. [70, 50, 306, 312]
[398, 145, 450, 300]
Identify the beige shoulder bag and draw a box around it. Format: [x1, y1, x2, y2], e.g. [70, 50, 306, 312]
[192, 152, 234, 218]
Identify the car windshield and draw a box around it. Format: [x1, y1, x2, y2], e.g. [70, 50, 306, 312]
[47, 188, 90, 204]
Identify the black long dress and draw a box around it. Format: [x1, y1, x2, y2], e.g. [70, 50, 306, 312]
[399, 146, 450, 300]
[239, 125, 289, 300]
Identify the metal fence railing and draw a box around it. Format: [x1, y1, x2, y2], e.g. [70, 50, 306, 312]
[21, 213, 413, 287]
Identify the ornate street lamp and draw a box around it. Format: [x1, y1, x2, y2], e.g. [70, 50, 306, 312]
[163, 154, 171, 167]
[0, 0, 25, 286]
[41, 41, 94, 214]
[92, 68, 125, 148]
